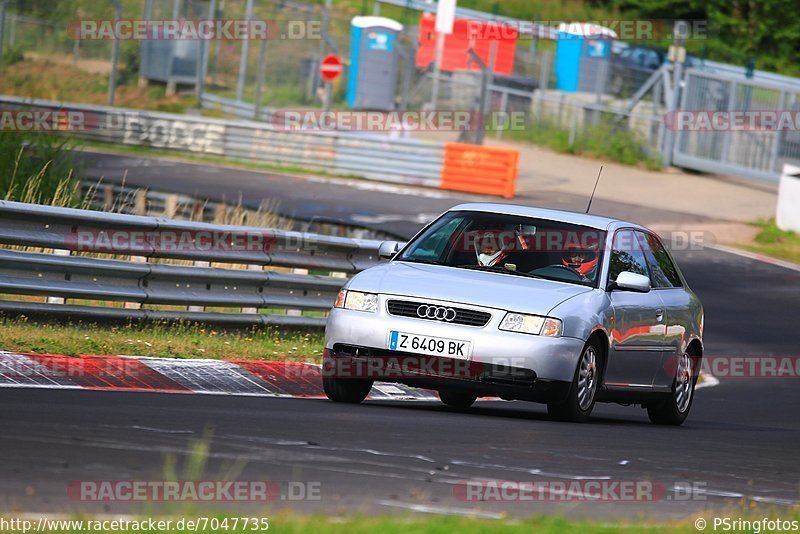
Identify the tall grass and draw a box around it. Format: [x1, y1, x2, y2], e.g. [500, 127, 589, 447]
[0, 130, 80, 206]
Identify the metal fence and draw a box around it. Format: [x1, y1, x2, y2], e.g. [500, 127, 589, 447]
[0, 200, 393, 328]
[0, 95, 445, 187]
[521, 90, 664, 157]
[672, 69, 800, 181]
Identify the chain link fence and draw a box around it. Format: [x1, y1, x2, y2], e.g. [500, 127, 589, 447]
[673, 70, 800, 181]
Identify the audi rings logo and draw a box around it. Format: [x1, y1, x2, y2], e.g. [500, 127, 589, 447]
[417, 305, 457, 322]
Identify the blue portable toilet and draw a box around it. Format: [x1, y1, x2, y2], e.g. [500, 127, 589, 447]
[347, 16, 404, 110]
[554, 23, 616, 92]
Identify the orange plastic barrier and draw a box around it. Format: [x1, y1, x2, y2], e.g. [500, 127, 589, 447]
[440, 143, 519, 198]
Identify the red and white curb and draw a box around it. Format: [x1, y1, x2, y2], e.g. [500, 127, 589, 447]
[0, 351, 437, 401]
[0, 351, 718, 399]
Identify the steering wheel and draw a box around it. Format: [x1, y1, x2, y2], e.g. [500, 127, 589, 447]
[530, 264, 585, 282]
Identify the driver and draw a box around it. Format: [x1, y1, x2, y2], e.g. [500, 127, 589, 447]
[561, 243, 599, 281]
[474, 230, 513, 267]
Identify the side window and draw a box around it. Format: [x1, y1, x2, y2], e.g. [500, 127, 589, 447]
[609, 230, 649, 282]
[637, 232, 682, 288]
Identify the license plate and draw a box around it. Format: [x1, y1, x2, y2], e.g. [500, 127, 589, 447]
[388, 331, 471, 359]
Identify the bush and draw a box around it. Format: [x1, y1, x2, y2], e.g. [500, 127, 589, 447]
[2, 45, 24, 66]
[117, 41, 141, 87]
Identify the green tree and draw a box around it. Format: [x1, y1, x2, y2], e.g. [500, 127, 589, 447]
[618, 0, 800, 75]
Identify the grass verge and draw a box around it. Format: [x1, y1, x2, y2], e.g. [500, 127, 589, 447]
[505, 119, 662, 170]
[741, 220, 800, 264]
[0, 511, 783, 534]
[0, 318, 325, 361]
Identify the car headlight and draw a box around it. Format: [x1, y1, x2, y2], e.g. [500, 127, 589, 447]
[334, 290, 378, 313]
[499, 313, 562, 337]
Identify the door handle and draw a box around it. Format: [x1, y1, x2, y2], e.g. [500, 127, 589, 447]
[656, 309, 664, 321]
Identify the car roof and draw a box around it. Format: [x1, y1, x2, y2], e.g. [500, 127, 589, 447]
[447, 203, 643, 231]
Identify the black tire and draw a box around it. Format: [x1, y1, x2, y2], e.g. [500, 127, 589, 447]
[439, 390, 477, 409]
[647, 353, 697, 425]
[547, 337, 603, 423]
[322, 375, 373, 404]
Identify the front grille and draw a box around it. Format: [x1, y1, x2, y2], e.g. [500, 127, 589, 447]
[387, 300, 492, 327]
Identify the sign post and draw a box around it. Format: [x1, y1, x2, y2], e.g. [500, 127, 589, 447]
[320, 54, 342, 111]
[428, 0, 456, 110]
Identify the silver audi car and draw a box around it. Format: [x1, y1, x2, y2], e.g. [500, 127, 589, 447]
[323, 203, 704, 425]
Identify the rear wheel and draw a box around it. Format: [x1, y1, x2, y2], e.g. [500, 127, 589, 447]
[647, 352, 696, 425]
[547, 338, 602, 422]
[439, 391, 477, 409]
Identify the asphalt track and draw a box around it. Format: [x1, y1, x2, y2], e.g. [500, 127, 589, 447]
[0, 150, 798, 520]
[74, 150, 717, 238]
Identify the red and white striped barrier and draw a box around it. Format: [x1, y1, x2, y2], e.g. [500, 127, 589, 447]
[0, 351, 438, 401]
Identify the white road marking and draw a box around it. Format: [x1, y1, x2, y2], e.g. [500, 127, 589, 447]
[707, 244, 800, 272]
[377, 499, 505, 519]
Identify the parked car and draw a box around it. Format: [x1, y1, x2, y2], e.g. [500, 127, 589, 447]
[609, 45, 700, 97]
[323, 203, 704, 425]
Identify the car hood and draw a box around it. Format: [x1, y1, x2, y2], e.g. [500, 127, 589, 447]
[348, 261, 593, 316]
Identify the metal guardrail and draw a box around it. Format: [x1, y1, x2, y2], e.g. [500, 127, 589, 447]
[0, 201, 392, 327]
[200, 93, 276, 123]
[0, 95, 445, 187]
[78, 181, 402, 241]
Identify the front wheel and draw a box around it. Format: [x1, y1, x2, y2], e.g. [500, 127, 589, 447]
[323, 375, 373, 404]
[439, 391, 477, 409]
[547, 338, 602, 422]
[647, 352, 696, 425]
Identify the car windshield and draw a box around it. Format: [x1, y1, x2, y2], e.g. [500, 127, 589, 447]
[396, 211, 606, 287]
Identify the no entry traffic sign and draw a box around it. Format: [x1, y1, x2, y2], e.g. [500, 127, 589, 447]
[320, 54, 343, 82]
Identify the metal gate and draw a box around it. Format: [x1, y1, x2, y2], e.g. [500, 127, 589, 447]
[673, 69, 800, 182]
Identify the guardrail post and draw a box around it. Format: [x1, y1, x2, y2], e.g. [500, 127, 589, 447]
[240, 264, 262, 314]
[44, 249, 71, 304]
[134, 189, 147, 215]
[103, 185, 114, 211]
[286, 268, 308, 316]
[187, 261, 209, 312]
[125, 256, 147, 309]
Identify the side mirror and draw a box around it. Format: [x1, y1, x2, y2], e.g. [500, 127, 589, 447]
[378, 241, 401, 260]
[610, 271, 651, 293]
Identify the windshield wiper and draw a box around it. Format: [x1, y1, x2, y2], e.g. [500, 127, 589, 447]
[456, 264, 542, 279]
